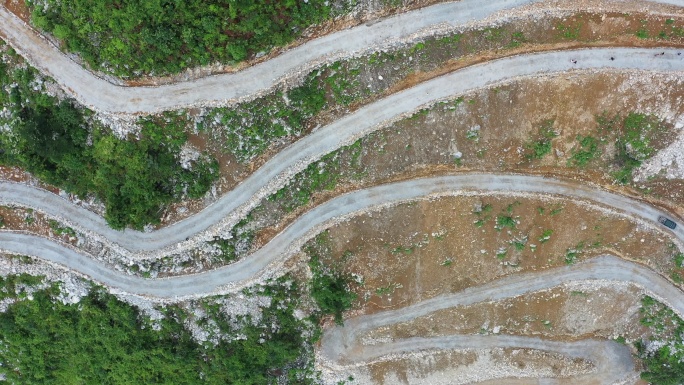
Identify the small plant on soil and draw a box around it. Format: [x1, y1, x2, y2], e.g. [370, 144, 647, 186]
[524, 120, 558, 160]
[48, 219, 76, 237]
[466, 126, 480, 142]
[507, 31, 527, 48]
[473, 203, 492, 227]
[568, 135, 600, 167]
[538, 229, 554, 243]
[564, 242, 585, 265]
[495, 215, 517, 231]
[496, 247, 508, 260]
[375, 283, 402, 296]
[510, 236, 528, 251]
[549, 204, 564, 216]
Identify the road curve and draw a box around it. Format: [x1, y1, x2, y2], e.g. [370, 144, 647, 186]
[1, 173, 682, 297]
[319, 254, 684, 383]
[334, 336, 633, 385]
[2, 172, 681, 257]
[2, 48, 683, 254]
[2, 1, 684, 114]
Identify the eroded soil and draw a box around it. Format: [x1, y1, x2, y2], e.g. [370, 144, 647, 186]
[306, 195, 678, 316]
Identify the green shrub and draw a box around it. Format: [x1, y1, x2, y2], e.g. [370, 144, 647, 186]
[568, 135, 600, 167]
[309, 256, 356, 325]
[524, 120, 557, 160]
[0, 279, 311, 384]
[637, 296, 684, 384]
[612, 113, 658, 184]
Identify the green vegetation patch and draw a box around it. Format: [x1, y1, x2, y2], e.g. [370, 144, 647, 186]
[204, 72, 326, 162]
[48, 219, 77, 237]
[268, 139, 364, 212]
[306, 232, 357, 325]
[524, 119, 557, 160]
[567, 135, 600, 167]
[0, 274, 316, 384]
[637, 296, 684, 384]
[209, 217, 255, 264]
[0, 54, 218, 230]
[28, 0, 334, 77]
[612, 113, 661, 184]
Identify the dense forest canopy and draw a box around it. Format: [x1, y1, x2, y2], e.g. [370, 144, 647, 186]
[0, 275, 313, 384]
[0, 46, 218, 230]
[28, 0, 335, 77]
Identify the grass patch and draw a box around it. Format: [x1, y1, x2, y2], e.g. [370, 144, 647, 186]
[496, 215, 517, 231]
[524, 119, 557, 160]
[556, 23, 581, 39]
[567, 135, 600, 167]
[48, 219, 77, 237]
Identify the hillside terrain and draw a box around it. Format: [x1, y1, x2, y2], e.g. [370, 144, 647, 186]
[1, 0, 684, 384]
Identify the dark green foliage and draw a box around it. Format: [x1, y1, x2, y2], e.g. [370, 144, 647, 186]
[0, 276, 312, 384]
[0, 62, 218, 230]
[0, 286, 200, 383]
[309, 257, 356, 324]
[307, 233, 357, 325]
[29, 0, 332, 77]
[637, 296, 684, 384]
[0, 273, 44, 300]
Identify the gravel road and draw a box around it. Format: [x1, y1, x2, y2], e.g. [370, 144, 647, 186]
[1, 174, 682, 297]
[319, 254, 684, 384]
[1, 0, 684, 114]
[1, 48, 683, 257]
[3, 2, 684, 382]
[2, 173, 680, 258]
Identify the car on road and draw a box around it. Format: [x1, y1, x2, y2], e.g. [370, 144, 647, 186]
[658, 216, 677, 230]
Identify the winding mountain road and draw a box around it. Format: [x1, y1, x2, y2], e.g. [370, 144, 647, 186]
[320, 255, 682, 383]
[2, 48, 683, 256]
[1, 174, 682, 297]
[3, 2, 684, 383]
[1, 0, 684, 113]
